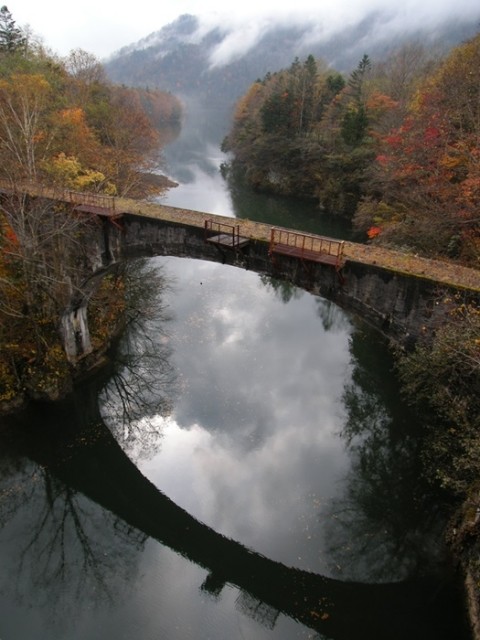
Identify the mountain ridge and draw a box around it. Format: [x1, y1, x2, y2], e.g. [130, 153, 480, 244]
[105, 11, 480, 141]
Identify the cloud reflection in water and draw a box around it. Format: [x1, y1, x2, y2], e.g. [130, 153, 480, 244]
[141, 257, 353, 574]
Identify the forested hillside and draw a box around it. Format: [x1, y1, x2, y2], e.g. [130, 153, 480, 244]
[0, 6, 181, 408]
[224, 35, 480, 266]
[0, 10, 181, 197]
[105, 12, 480, 142]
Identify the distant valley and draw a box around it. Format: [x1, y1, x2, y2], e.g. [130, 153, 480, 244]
[105, 11, 480, 143]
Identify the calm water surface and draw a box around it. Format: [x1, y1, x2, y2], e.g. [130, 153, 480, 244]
[161, 142, 353, 239]
[0, 135, 471, 638]
[0, 256, 469, 640]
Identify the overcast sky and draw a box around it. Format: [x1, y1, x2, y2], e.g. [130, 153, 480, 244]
[12, 0, 480, 60]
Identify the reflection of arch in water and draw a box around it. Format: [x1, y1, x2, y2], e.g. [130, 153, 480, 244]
[5, 393, 462, 640]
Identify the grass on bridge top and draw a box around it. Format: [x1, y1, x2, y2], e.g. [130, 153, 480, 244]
[119, 196, 480, 293]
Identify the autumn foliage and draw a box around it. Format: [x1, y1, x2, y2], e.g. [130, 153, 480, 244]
[355, 35, 480, 263]
[0, 15, 182, 407]
[225, 35, 480, 266]
[0, 46, 181, 197]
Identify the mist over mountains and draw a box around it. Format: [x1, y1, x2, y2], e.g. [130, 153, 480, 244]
[105, 10, 480, 144]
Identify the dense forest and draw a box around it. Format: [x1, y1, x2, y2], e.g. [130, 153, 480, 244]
[0, 6, 181, 407]
[223, 35, 480, 266]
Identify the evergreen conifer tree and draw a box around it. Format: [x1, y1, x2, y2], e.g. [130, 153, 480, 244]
[0, 6, 26, 53]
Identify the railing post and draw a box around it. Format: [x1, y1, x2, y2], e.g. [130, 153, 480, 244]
[269, 228, 275, 254]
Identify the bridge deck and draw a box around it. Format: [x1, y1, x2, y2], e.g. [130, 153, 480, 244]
[74, 204, 122, 218]
[1, 179, 478, 291]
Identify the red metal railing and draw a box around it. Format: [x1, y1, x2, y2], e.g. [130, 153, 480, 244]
[0, 179, 116, 213]
[269, 227, 345, 268]
[204, 219, 242, 248]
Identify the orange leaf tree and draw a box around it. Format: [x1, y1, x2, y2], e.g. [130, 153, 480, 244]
[355, 33, 480, 263]
[0, 12, 182, 402]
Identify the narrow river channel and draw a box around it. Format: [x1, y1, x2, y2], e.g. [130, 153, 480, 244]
[0, 137, 471, 639]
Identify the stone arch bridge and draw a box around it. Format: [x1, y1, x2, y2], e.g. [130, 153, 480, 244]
[2, 183, 479, 361]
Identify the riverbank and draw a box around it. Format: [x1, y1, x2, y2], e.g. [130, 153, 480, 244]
[0, 271, 126, 419]
[448, 490, 480, 640]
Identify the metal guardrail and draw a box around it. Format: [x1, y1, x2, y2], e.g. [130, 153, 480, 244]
[204, 219, 244, 248]
[0, 179, 116, 212]
[269, 227, 345, 269]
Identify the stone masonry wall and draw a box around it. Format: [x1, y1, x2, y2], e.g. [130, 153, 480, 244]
[122, 213, 479, 347]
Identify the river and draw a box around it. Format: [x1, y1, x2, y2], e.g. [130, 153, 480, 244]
[0, 135, 471, 639]
[160, 125, 352, 239]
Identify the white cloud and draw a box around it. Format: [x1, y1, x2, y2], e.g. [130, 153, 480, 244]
[207, 19, 271, 68]
[12, 0, 480, 60]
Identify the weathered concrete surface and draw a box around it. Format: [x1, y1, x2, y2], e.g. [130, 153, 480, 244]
[117, 199, 480, 291]
[61, 305, 92, 360]
[121, 212, 479, 347]
[59, 216, 125, 362]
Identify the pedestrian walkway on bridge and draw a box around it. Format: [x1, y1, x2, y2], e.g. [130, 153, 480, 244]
[1, 179, 479, 292]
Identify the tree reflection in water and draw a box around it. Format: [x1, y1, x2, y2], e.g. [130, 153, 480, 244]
[254, 281, 452, 584]
[259, 274, 302, 304]
[99, 258, 177, 461]
[323, 327, 450, 583]
[0, 439, 147, 621]
[260, 273, 352, 334]
[0, 259, 175, 623]
[1, 396, 463, 640]
[0, 264, 468, 640]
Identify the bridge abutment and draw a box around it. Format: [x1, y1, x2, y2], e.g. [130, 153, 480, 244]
[61, 305, 92, 361]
